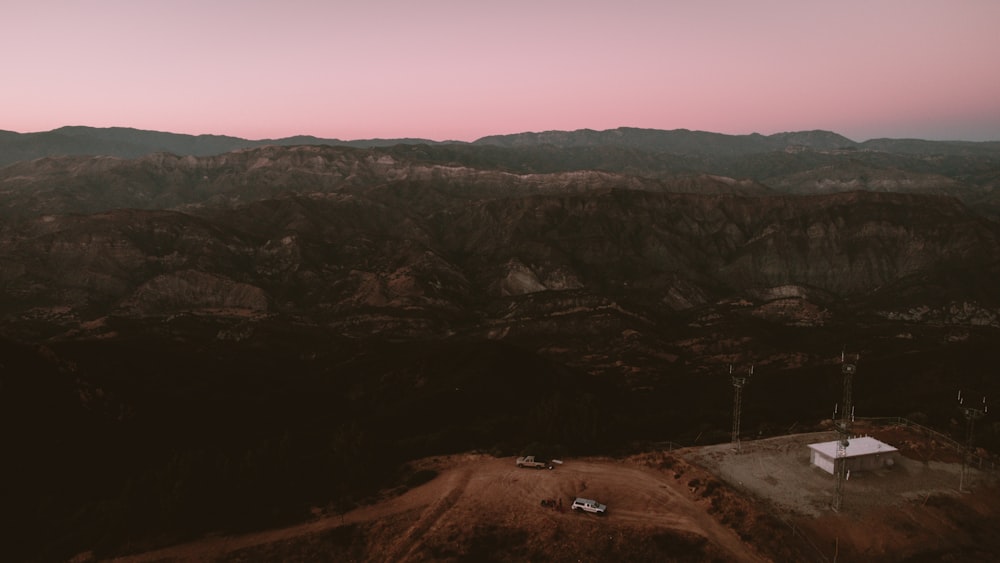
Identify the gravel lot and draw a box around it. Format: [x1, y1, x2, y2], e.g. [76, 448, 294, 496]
[683, 426, 994, 518]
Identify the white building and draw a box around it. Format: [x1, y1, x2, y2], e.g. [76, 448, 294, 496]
[808, 436, 898, 475]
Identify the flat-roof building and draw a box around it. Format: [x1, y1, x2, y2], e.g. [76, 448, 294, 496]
[808, 436, 898, 475]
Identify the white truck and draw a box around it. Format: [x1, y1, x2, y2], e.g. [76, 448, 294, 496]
[516, 455, 554, 470]
[571, 497, 607, 514]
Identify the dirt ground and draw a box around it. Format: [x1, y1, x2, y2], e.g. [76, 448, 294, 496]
[105, 423, 1000, 562]
[108, 454, 770, 562]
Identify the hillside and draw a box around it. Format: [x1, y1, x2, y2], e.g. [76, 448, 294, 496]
[103, 423, 1000, 563]
[108, 455, 774, 562]
[2, 131, 1000, 560]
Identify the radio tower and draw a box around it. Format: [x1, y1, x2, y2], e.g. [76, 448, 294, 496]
[832, 351, 857, 512]
[957, 390, 988, 493]
[731, 364, 752, 452]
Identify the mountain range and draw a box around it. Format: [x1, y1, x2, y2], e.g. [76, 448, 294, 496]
[3, 125, 999, 389]
[2, 125, 999, 560]
[4, 125, 998, 216]
[4, 125, 1000, 166]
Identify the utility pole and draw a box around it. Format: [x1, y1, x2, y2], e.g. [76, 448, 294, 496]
[957, 390, 987, 493]
[731, 364, 752, 452]
[832, 351, 857, 512]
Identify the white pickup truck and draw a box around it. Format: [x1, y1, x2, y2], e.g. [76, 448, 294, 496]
[571, 497, 607, 514]
[516, 455, 554, 470]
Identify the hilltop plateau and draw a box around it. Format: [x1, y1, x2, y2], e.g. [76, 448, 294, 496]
[106, 424, 1000, 562]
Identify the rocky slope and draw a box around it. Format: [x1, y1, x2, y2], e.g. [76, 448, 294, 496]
[3, 144, 998, 374]
[3, 185, 998, 332]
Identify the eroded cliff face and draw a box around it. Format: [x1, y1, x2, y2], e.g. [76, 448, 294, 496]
[432, 189, 999, 298]
[2, 183, 997, 340]
[116, 270, 270, 315]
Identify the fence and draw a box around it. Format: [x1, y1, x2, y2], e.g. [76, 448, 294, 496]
[651, 416, 997, 472]
[854, 416, 998, 473]
[648, 440, 686, 452]
[652, 415, 998, 561]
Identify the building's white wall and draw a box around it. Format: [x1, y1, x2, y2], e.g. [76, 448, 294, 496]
[810, 450, 835, 474]
[846, 451, 898, 472]
[811, 450, 899, 475]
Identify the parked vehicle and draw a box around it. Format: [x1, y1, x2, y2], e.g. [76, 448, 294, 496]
[571, 497, 607, 514]
[516, 455, 554, 469]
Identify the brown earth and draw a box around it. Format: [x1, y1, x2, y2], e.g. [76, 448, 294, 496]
[107, 454, 775, 562]
[104, 424, 1000, 563]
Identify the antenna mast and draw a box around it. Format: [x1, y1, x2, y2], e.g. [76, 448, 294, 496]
[731, 364, 752, 453]
[832, 351, 857, 512]
[958, 391, 988, 493]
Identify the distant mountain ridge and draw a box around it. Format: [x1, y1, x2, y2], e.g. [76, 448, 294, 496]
[3, 125, 999, 168]
[0, 125, 443, 167]
[476, 127, 1000, 158]
[474, 127, 859, 156]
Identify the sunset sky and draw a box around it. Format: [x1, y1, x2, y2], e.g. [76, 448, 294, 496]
[4, 0, 999, 142]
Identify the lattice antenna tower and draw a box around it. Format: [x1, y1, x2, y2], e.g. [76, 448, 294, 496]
[958, 390, 988, 493]
[832, 351, 857, 512]
[731, 364, 752, 452]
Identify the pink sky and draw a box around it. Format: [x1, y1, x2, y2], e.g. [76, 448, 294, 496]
[3, 1, 999, 142]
